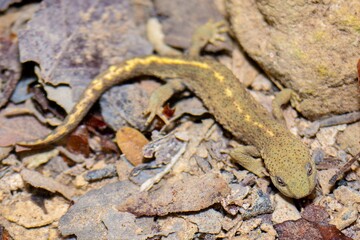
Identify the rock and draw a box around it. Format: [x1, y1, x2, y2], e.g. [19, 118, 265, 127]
[227, 0, 360, 119]
[333, 186, 360, 205]
[272, 194, 301, 224]
[317, 168, 338, 195]
[337, 122, 360, 156]
[329, 205, 358, 230]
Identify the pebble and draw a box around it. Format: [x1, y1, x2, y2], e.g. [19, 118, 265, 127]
[334, 186, 360, 205]
[271, 194, 301, 224]
[317, 168, 338, 195]
[329, 205, 358, 230]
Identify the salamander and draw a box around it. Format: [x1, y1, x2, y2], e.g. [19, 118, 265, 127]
[17, 55, 316, 199]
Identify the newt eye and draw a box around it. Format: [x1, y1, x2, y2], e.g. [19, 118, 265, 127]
[276, 176, 286, 187]
[306, 162, 313, 176]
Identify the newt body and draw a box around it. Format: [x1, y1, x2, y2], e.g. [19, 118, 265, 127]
[18, 55, 316, 199]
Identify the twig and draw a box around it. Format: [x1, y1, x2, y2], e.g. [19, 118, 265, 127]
[140, 142, 187, 191]
[329, 151, 360, 185]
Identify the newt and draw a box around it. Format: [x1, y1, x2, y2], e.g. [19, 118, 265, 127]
[17, 55, 316, 198]
[17, 22, 316, 199]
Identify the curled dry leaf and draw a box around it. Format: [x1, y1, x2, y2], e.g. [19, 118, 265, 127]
[116, 126, 149, 166]
[162, 103, 175, 120]
[22, 148, 59, 169]
[118, 173, 230, 217]
[20, 168, 75, 200]
[0, 108, 51, 148]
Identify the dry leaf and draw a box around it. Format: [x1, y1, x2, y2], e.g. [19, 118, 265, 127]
[20, 168, 75, 200]
[0, 109, 51, 147]
[22, 148, 59, 169]
[275, 204, 353, 240]
[66, 125, 90, 157]
[116, 126, 149, 166]
[301, 204, 329, 224]
[118, 173, 230, 216]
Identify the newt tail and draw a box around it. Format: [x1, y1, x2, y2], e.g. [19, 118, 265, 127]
[18, 55, 233, 147]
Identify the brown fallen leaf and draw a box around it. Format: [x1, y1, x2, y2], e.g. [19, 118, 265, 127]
[20, 168, 75, 200]
[301, 204, 329, 224]
[162, 103, 175, 120]
[84, 114, 108, 132]
[275, 218, 353, 240]
[275, 204, 353, 240]
[116, 126, 149, 166]
[0, 224, 10, 240]
[118, 173, 231, 216]
[66, 125, 90, 157]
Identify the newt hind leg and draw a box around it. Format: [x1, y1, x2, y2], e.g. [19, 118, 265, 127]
[144, 79, 186, 125]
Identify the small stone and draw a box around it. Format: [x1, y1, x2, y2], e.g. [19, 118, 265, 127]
[337, 122, 360, 156]
[312, 148, 325, 165]
[237, 218, 262, 235]
[272, 194, 301, 224]
[251, 74, 272, 91]
[317, 196, 342, 212]
[73, 175, 88, 188]
[317, 168, 338, 195]
[260, 222, 277, 237]
[0, 173, 24, 192]
[333, 186, 360, 205]
[316, 125, 346, 147]
[329, 205, 358, 230]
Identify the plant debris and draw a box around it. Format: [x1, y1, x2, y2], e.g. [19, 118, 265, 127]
[0, 0, 358, 239]
[118, 173, 230, 217]
[116, 126, 149, 166]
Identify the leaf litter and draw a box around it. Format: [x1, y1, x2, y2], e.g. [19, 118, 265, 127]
[0, 0, 358, 239]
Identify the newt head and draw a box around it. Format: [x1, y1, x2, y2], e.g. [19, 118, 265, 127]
[262, 136, 317, 199]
